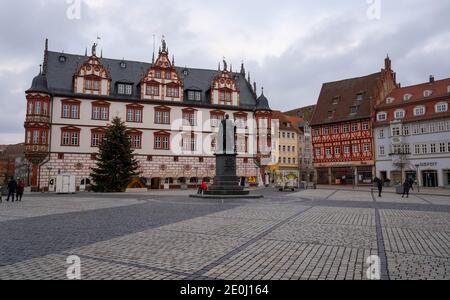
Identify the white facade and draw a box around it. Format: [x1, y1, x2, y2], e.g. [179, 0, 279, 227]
[375, 118, 450, 188]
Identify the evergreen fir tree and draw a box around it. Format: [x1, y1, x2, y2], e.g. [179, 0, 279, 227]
[90, 117, 140, 192]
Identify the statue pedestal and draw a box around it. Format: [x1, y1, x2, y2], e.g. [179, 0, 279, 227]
[204, 154, 250, 196]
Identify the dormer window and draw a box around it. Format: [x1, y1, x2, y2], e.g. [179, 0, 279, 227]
[436, 102, 448, 113]
[155, 71, 161, 79]
[423, 90, 433, 97]
[403, 94, 413, 101]
[414, 106, 426, 116]
[377, 112, 387, 121]
[165, 72, 171, 80]
[118, 83, 133, 95]
[327, 110, 334, 119]
[356, 92, 364, 101]
[59, 55, 67, 63]
[146, 84, 159, 96]
[219, 90, 232, 105]
[187, 90, 202, 101]
[85, 79, 100, 91]
[350, 106, 359, 115]
[386, 97, 395, 104]
[120, 61, 127, 69]
[332, 96, 340, 105]
[183, 69, 189, 76]
[394, 109, 405, 120]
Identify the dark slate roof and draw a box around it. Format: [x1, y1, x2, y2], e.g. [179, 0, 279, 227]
[311, 72, 381, 126]
[45, 51, 259, 110]
[27, 72, 49, 94]
[285, 105, 316, 122]
[255, 92, 271, 111]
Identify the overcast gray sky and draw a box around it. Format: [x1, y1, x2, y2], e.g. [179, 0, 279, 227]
[0, 0, 449, 144]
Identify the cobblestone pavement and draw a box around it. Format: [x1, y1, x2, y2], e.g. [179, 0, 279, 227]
[0, 189, 448, 280]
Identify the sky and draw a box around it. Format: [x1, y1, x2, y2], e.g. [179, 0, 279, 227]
[0, 0, 449, 144]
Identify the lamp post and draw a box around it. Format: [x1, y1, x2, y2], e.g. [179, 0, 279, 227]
[415, 164, 420, 193]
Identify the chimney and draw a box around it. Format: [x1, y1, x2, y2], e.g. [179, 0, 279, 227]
[429, 75, 435, 83]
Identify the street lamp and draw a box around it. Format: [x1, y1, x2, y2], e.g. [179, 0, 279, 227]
[415, 164, 420, 193]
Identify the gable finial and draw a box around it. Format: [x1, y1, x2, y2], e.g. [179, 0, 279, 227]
[230, 63, 233, 73]
[85, 47, 88, 56]
[240, 61, 246, 76]
[39, 64, 42, 74]
[172, 54, 175, 66]
[253, 81, 257, 93]
[222, 57, 228, 71]
[161, 35, 167, 52]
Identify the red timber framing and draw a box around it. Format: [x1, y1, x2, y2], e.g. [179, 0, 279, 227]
[210, 63, 240, 106]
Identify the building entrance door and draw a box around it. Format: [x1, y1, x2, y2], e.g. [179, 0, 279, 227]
[422, 171, 438, 188]
[151, 178, 161, 189]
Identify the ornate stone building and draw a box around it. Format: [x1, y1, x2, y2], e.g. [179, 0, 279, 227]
[311, 57, 398, 185]
[24, 39, 273, 191]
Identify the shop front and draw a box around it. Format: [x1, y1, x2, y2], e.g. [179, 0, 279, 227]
[357, 166, 374, 185]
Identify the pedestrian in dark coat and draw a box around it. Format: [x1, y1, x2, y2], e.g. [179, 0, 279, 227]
[16, 179, 25, 202]
[7, 178, 18, 202]
[402, 179, 411, 198]
[376, 178, 383, 198]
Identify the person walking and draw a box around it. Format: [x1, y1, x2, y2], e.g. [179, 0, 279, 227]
[375, 177, 383, 198]
[402, 179, 411, 198]
[6, 178, 18, 202]
[16, 178, 25, 202]
[199, 181, 208, 195]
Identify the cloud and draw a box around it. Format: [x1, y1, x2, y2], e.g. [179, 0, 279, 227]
[0, 0, 449, 144]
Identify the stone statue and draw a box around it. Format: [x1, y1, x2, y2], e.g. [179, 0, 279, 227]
[217, 115, 236, 155]
[92, 43, 97, 56]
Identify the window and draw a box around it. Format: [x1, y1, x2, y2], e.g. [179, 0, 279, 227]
[332, 97, 340, 105]
[404, 94, 413, 101]
[33, 130, 39, 145]
[92, 102, 110, 121]
[352, 123, 358, 132]
[211, 113, 224, 127]
[423, 90, 433, 97]
[85, 79, 100, 91]
[392, 126, 401, 137]
[327, 111, 334, 118]
[440, 143, 446, 153]
[165, 72, 171, 80]
[146, 84, 159, 96]
[379, 129, 385, 139]
[335, 147, 340, 155]
[188, 90, 202, 101]
[414, 145, 420, 155]
[155, 107, 171, 125]
[431, 144, 437, 154]
[61, 128, 80, 146]
[362, 123, 369, 131]
[35, 101, 41, 115]
[436, 102, 448, 113]
[448, 86, 450, 93]
[126, 105, 143, 123]
[325, 148, 332, 157]
[344, 146, 350, 154]
[219, 90, 232, 104]
[154, 133, 170, 150]
[128, 132, 142, 149]
[315, 148, 321, 157]
[323, 127, 329, 135]
[377, 112, 387, 121]
[61, 100, 80, 119]
[379, 146, 385, 156]
[91, 130, 105, 147]
[182, 134, 197, 152]
[352, 144, 359, 154]
[395, 109, 405, 119]
[350, 106, 358, 115]
[155, 71, 161, 79]
[343, 125, 350, 133]
[183, 110, 197, 126]
[363, 144, 370, 153]
[333, 126, 339, 134]
[356, 93, 364, 101]
[166, 86, 179, 97]
[386, 97, 395, 104]
[235, 116, 247, 129]
[314, 129, 320, 137]
[414, 106, 426, 116]
[118, 84, 133, 95]
[402, 125, 410, 136]
[422, 144, 428, 154]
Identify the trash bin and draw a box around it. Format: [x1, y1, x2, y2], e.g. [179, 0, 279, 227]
[395, 185, 404, 195]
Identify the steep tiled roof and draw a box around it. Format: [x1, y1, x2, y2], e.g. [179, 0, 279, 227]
[285, 105, 316, 122]
[43, 51, 259, 110]
[311, 73, 382, 126]
[272, 111, 301, 132]
[377, 77, 450, 109]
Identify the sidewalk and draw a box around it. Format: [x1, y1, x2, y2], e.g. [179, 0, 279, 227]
[316, 185, 450, 197]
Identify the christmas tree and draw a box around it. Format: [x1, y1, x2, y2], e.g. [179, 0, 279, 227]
[91, 117, 140, 192]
